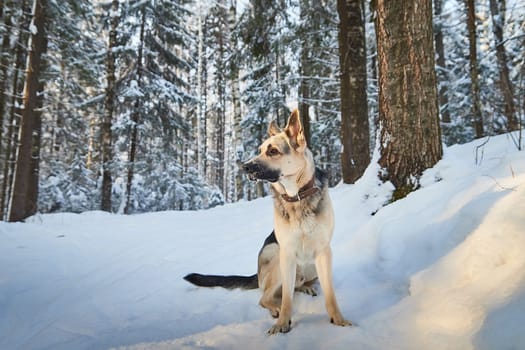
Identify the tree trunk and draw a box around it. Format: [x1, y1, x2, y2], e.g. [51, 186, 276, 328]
[0, 0, 29, 220]
[101, 0, 119, 212]
[0, 0, 13, 149]
[229, 0, 244, 201]
[201, 17, 208, 182]
[489, 0, 518, 131]
[466, 0, 484, 138]
[375, 0, 442, 200]
[337, 0, 370, 184]
[434, 0, 451, 123]
[8, 0, 47, 222]
[0, 0, 14, 219]
[299, 0, 311, 147]
[124, 7, 145, 215]
[216, 24, 226, 197]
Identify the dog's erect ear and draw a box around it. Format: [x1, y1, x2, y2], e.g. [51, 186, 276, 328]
[268, 120, 281, 137]
[285, 109, 306, 151]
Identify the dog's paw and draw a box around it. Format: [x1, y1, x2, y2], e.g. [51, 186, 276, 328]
[296, 285, 317, 296]
[330, 316, 352, 327]
[267, 319, 292, 335]
[269, 307, 280, 318]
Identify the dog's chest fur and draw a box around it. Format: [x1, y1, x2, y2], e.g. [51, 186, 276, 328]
[271, 170, 332, 263]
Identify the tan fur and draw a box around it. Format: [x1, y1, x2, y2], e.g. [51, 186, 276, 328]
[244, 109, 351, 334]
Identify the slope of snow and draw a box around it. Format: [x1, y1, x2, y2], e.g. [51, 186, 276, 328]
[1, 132, 524, 350]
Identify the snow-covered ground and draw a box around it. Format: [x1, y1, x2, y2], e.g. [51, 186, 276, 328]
[1, 132, 525, 350]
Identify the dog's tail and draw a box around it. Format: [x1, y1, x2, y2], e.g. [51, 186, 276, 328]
[184, 273, 258, 290]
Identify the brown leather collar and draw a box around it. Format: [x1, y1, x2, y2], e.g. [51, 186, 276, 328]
[280, 176, 320, 203]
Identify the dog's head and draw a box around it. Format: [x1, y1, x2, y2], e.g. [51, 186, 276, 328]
[242, 109, 308, 183]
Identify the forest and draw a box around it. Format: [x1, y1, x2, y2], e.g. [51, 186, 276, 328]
[0, 0, 523, 222]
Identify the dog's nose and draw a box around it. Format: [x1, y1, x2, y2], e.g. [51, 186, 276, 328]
[242, 161, 259, 173]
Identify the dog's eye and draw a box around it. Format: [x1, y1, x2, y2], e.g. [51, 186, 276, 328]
[267, 147, 280, 157]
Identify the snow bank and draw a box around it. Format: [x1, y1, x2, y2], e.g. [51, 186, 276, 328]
[1, 132, 524, 350]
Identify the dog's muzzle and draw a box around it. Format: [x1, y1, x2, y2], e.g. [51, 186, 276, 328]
[242, 161, 280, 183]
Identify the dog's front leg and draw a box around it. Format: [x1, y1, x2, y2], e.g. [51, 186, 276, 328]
[315, 247, 352, 327]
[268, 250, 296, 334]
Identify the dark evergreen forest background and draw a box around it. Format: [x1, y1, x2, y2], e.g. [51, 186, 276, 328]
[0, 0, 523, 221]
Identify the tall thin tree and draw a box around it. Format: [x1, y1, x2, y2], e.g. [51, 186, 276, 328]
[124, 6, 146, 215]
[9, 0, 48, 221]
[229, 0, 244, 201]
[489, 0, 518, 131]
[0, 0, 13, 150]
[101, 0, 119, 212]
[298, 0, 312, 146]
[337, 0, 370, 183]
[0, 0, 30, 219]
[434, 0, 451, 123]
[466, 0, 484, 138]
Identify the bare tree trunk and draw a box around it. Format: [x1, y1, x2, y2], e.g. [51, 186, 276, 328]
[489, 0, 518, 131]
[101, 0, 119, 212]
[124, 7, 145, 215]
[201, 17, 209, 182]
[0, 0, 29, 220]
[375, 0, 442, 200]
[0, 0, 15, 219]
[434, 0, 451, 123]
[87, 113, 97, 169]
[0, 0, 13, 149]
[299, 0, 311, 146]
[9, 0, 47, 222]
[216, 23, 226, 197]
[337, 0, 370, 183]
[229, 0, 244, 201]
[466, 0, 484, 138]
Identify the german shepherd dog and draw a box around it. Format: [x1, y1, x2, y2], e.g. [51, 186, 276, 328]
[184, 109, 351, 334]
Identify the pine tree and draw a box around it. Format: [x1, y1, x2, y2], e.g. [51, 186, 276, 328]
[298, 0, 312, 145]
[434, 0, 451, 124]
[0, 0, 13, 147]
[37, 0, 104, 213]
[229, 0, 244, 201]
[291, 0, 343, 186]
[337, 0, 370, 184]
[204, 2, 228, 197]
[489, 0, 518, 131]
[375, 0, 443, 200]
[238, 0, 293, 199]
[101, 0, 118, 212]
[9, 0, 48, 221]
[466, 0, 484, 138]
[437, 0, 474, 145]
[123, 6, 145, 214]
[109, 0, 200, 213]
[0, 0, 31, 220]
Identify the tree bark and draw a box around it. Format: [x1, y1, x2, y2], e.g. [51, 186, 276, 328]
[0, 0, 29, 220]
[101, 0, 119, 212]
[489, 0, 518, 131]
[124, 6, 145, 215]
[337, 0, 370, 183]
[375, 0, 442, 200]
[0, 0, 13, 149]
[229, 0, 244, 201]
[299, 0, 311, 146]
[216, 20, 226, 197]
[9, 0, 47, 222]
[466, 0, 484, 138]
[434, 0, 451, 123]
